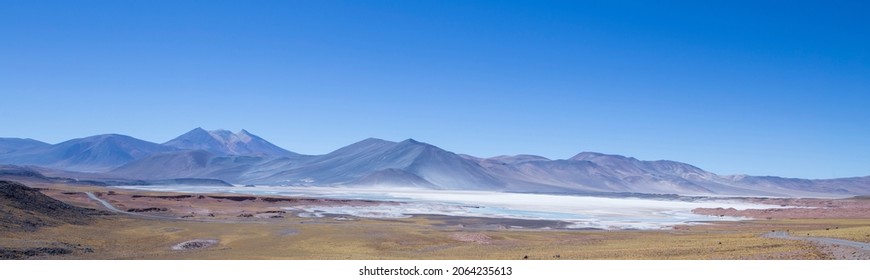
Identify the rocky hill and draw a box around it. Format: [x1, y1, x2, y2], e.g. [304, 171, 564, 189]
[0, 180, 103, 232]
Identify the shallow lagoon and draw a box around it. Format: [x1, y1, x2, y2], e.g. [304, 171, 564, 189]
[112, 185, 785, 229]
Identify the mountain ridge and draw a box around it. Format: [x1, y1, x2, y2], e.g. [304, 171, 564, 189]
[0, 134, 177, 172]
[0, 129, 867, 197]
[164, 128, 298, 157]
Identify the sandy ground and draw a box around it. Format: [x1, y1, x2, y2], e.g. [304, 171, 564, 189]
[764, 231, 870, 260]
[2, 180, 868, 260]
[37, 185, 396, 222]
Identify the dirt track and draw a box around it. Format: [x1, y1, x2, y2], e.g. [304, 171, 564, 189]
[764, 230, 870, 260]
[85, 192, 180, 220]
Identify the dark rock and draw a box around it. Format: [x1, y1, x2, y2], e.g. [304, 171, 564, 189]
[0, 247, 73, 259]
[1, 180, 103, 232]
[207, 195, 256, 202]
[126, 207, 168, 213]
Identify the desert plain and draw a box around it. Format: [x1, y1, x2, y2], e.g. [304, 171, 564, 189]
[2, 177, 869, 260]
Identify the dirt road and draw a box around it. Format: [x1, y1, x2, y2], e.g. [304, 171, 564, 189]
[764, 230, 870, 259]
[85, 192, 177, 220]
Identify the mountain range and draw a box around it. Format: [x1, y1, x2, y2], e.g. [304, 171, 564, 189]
[1, 128, 868, 197]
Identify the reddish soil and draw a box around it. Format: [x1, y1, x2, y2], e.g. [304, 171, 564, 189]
[21, 183, 400, 221]
[693, 198, 870, 219]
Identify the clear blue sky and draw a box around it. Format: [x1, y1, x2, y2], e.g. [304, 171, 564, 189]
[1, 1, 868, 179]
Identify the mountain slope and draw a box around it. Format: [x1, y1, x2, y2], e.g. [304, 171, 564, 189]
[164, 128, 297, 157]
[477, 152, 865, 197]
[726, 175, 870, 197]
[0, 180, 102, 232]
[350, 168, 437, 188]
[0, 131, 867, 197]
[0, 138, 49, 154]
[250, 138, 505, 190]
[0, 134, 176, 172]
[109, 149, 272, 182]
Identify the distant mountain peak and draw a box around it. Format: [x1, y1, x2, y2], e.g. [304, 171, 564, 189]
[3, 131, 868, 197]
[0, 138, 50, 154]
[206, 129, 235, 144]
[339, 138, 396, 150]
[164, 128, 297, 157]
[398, 138, 435, 148]
[0, 133, 176, 172]
[570, 152, 633, 161]
[236, 130, 254, 142]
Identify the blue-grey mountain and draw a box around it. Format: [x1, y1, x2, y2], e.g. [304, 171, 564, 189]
[1, 129, 868, 197]
[245, 138, 504, 189]
[0, 134, 176, 172]
[0, 138, 50, 154]
[164, 128, 298, 157]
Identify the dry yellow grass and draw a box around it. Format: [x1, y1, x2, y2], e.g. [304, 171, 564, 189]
[792, 225, 870, 243]
[1, 214, 833, 260]
[1, 182, 862, 260]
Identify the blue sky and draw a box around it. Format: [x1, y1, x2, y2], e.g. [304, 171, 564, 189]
[1, 1, 868, 179]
